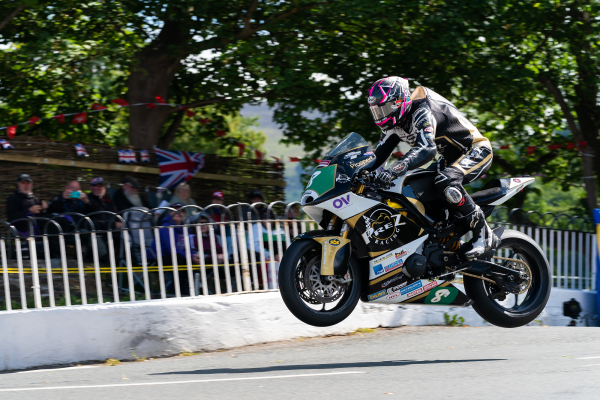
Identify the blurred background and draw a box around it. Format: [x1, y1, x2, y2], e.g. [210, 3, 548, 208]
[1, 0, 598, 215]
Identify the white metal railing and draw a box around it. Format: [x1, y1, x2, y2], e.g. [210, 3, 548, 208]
[0, 205, 595, 311]
[490, 222, 597, 291]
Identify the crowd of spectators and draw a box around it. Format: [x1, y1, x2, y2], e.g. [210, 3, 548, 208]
[3, 174, 295, 268]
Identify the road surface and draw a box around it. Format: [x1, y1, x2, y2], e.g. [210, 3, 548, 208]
[1, 326, 600, 399]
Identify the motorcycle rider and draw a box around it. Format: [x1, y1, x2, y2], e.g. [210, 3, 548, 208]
[364, 76, 497, 260]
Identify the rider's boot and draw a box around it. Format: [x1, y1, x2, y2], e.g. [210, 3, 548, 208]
[459, 205, 498, 260]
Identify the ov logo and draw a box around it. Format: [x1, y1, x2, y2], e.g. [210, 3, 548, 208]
[333, 194, 351, 209]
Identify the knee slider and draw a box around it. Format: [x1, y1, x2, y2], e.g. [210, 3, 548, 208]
[443, 187, 463, 204]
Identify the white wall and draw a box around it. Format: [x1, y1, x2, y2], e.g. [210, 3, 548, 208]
[0, 287, 596, 371]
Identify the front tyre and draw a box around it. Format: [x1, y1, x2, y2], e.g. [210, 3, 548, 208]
[279, 239, 361, 327]
[464, 229, 551, 328]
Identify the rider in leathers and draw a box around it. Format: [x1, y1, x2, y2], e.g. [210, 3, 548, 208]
[365, 76, 496, 260]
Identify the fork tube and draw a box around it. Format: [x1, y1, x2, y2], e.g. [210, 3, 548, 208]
[341, 183, 365, 239]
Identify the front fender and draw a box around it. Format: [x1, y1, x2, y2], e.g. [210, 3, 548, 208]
[292, 229, 351, 276]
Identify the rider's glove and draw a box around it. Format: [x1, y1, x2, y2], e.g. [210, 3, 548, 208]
[354, 169, 372, 185]
[374, 170, 394, 190]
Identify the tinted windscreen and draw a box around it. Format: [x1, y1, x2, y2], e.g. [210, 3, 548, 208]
[326, 132, 369, 157]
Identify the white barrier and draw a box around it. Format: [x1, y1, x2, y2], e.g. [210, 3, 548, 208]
[0, 287, 596, 371]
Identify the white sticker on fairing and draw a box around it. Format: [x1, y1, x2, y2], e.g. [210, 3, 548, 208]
[368, 235, 429, 280]
[370, 279, 444, 304]
[319, 192, 380, 220]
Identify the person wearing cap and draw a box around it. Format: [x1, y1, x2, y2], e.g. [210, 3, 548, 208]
[207, 190, 228, 223]
[46, 180, 89, 217]
[112, 176, 150, 211]
[6, 174, 48, 234]
[169, 182, 198, 218]
[86, 177, 119, 227]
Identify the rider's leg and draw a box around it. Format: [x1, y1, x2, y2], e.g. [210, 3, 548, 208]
[434, 146, 496, 259]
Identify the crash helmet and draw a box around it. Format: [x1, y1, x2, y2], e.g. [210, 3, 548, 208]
[367, 76, 411, 130]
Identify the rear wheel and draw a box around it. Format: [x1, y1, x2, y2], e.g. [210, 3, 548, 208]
[463, 229, 551, 328]
[278, 239, 361, 327]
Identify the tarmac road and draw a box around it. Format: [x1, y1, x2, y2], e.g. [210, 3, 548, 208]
[1, 326, 600, 400]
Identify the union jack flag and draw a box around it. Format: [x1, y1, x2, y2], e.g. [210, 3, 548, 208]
[75, 144, 88, 156]
[155, 148, 205, 188]
[0, 139, 14, 149]
[140, 149, 150, 163]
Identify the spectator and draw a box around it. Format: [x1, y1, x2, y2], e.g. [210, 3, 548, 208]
[151, 204, 199, 265]
[150, 204, 197, 295]
[6, 174, 48, 234]
[207, 190, 228, 222]
[240, 189, 267, 221]
[169, 182, 198, 218]
[194, 214, 224, 264]
[112, 176, 149, 211]
[47, 180, 89, 216]
[86, 177, 118, 224]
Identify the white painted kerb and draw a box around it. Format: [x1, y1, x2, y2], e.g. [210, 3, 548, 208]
[0, 288, 597, 371]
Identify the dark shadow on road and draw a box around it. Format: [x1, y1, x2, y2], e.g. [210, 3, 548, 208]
[150, 359, 506, 376]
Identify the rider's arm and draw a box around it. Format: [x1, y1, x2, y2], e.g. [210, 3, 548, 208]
[366, 131, 401, 172]
[389, 106, 436, 174]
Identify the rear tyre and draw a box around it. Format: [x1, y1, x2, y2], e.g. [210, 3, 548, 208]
[279, 239, 361, 327]
[463, 229, 551, 328]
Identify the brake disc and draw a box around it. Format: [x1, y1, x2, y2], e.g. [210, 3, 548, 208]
[303, 259, 347, 303]
[493, 256, 532, 294]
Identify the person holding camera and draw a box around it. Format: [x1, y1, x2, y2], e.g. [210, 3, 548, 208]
[6, 174, 48, 235]
[47, 180, 89, 216]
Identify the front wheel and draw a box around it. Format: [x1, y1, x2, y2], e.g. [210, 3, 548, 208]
[278, 239, 362, 327]
[463, 229, 551, 328]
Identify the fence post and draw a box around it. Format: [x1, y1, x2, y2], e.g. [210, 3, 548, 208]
[594, 209, 600, 316]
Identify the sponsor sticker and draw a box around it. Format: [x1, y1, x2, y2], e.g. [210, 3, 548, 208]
[381, 274, 404, 288]
[395, 250, 407, 259]
[350, 156, 375, 169]
[373, 264, 384, 276]
[368, 290, 386, 301]
[328, 238, 341, 246]
[400, 280, 423, 295]
[406, 281, 439, 299]
[425, 287, 459, 305]
[362, 208, 406, 245]
[372, 258, 404, 277]
[364, 151, 374, 156]
[344, 150, 362, 160]
[318, 160, 331, 168]
[336, 174, 351, 183]
[372, 252, 394, 264]
[386, 282, 407, 295]
[386, 292, 400, 300]
[514, 178, 521, 183]
[332, 194, 351, 210]
[424, 126, 434, 133]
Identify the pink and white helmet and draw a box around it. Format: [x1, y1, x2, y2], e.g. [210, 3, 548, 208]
[367, 76, 411, 130]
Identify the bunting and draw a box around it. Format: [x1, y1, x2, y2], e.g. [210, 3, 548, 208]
[0, 139, 14, 149]
[75, 144, 88, 157]
[140, 149, 151, 163]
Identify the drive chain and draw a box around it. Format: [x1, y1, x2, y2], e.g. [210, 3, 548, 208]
[445, 256, 531, 292]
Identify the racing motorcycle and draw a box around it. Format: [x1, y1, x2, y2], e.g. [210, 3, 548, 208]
[279, 132, 551, 328]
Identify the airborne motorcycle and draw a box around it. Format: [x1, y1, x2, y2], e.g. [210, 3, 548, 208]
[279, 132, 551, 328]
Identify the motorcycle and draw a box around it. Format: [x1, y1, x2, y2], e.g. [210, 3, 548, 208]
[279, 132, 551, 328]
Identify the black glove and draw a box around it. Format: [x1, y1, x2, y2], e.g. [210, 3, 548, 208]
[374, 170, 394, 190]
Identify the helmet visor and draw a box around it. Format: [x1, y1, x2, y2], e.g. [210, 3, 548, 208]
[369, 102, 396, 125]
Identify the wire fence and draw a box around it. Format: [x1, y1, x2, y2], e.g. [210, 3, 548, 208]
[0, 204, 596, 311]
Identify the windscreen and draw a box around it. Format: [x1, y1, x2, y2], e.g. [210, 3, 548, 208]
[326, 132, 370, 157]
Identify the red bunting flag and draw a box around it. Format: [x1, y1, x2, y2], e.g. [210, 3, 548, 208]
[548, 144, 562, 150]
[237, 142, 246, 157]
[216, 130, 227, 137]
[146, 103, 156, 109]
[255, 150, 263, 165]
[271, 156, 281, 168]
[28, 116, 40, 125]
[7, 125, 17, 138]
[290, 157, 301, 162]
[312, 159, 322, 163]
[155, 96, 167, 104]
[53, 114, 65, 124]
[566, 142, 576, 150]
[526, 146, 537, 155]
[110, 99, 129, 106]
[185, 109, 195, 117]
[72, 112, 87, 124]
[578, 141, 588, 148]
[199, 118, 210, 125]
[91, 103, 107, 110]
[500, 145, 510, 150]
